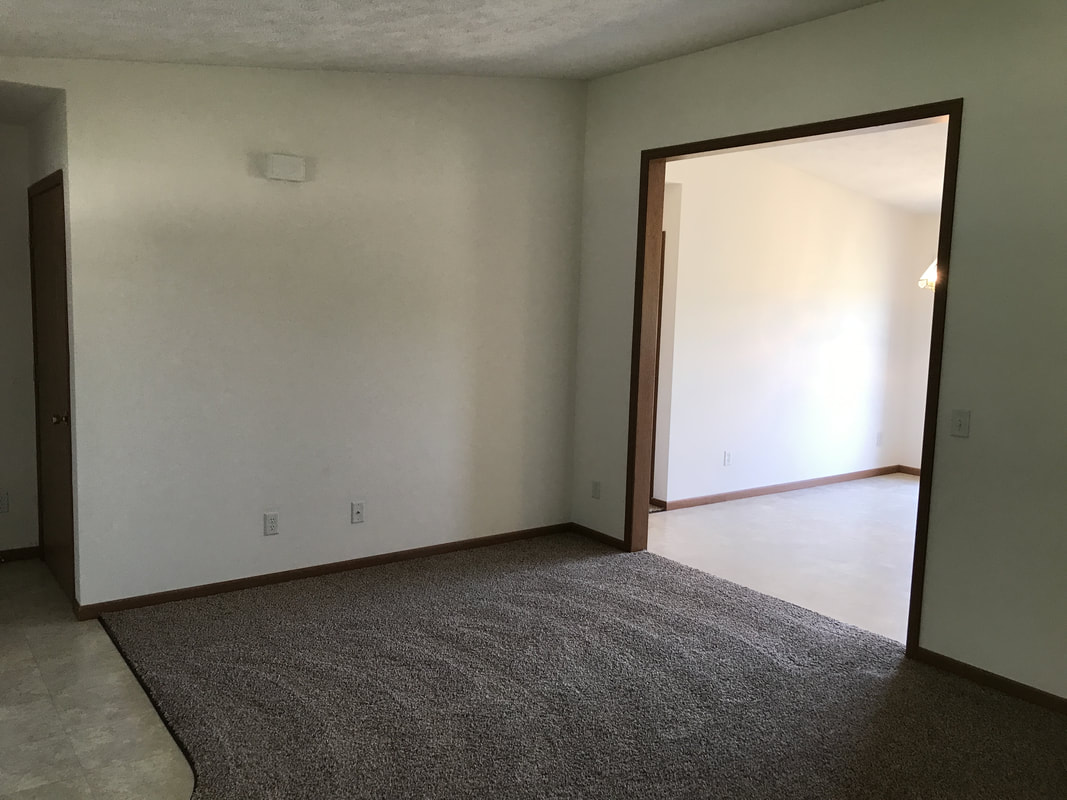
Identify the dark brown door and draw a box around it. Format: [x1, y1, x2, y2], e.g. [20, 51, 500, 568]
[28, 170, 75, 601]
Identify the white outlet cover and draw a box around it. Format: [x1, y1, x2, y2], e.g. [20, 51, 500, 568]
[263, 512, 280, 536]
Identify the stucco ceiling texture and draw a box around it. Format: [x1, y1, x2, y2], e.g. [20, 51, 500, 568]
[0, 1, 880, 79]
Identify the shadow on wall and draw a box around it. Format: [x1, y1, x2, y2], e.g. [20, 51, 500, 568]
[0, 80, 67, 556]
[460, 123, 584, 530]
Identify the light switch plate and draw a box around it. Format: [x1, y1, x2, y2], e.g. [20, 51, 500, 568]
[265, 153, 307, 182]
[950, 409, 971, 438]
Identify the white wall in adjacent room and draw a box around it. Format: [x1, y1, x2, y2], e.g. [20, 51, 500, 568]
[655, 151, 936, 503]
[651, 183, 681, 502]
[0, 58, 587, 604]
[884, 212, 939, 469]
[0, 122, 39, 551]
[571, 0, 1067, 696]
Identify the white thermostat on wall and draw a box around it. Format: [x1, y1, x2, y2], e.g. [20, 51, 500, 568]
[264, 153, 307, 182]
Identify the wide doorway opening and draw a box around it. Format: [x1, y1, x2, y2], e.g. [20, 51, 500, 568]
[627, 101, 963, 650]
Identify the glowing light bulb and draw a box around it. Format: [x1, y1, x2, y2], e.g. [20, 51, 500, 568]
[918, 260, 938, 290]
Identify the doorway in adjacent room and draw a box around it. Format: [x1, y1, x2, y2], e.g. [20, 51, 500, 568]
[0, 82, 75, 603]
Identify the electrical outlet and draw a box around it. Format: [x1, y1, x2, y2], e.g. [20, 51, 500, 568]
[723, 451, 732, 467]
[263, 511, 279, 536]
[350, 501, 365, 524]
[591, 481, 601, 500]
[0, 489, 8, 515]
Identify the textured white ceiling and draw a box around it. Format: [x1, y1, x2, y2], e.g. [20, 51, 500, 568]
[760, 121, 950, 213]
[0, 0, 880, 79]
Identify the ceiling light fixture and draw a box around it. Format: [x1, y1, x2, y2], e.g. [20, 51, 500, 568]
[918, 260, 938, 291]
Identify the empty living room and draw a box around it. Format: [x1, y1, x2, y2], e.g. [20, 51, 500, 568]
[0, 1, 1064, 798]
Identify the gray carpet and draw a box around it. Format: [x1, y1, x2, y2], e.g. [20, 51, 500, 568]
[102, 534, 1067, 799]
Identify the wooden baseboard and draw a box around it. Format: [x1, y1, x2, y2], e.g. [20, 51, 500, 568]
[898, 465, 921, 476]
[911, 647, 1066, 715]
[649, 498, 667, 510]
[0, 546, 41, 563]
[661, 465, 918, 511]
[75, 523, 571, 620]
[569, 523, 627, 550]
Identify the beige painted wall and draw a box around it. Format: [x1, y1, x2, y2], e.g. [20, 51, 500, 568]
[0, 58, 587, 604]
[0, 122, 38, 551]
[571, 0, 1067, 696]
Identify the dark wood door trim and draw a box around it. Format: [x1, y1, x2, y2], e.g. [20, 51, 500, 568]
[27, 168, 76, 602]
[625, 158, 666, 551]
[649, 232, 667, 503]
[624, 100, 965, 662]
[906, 105, 963, 655]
